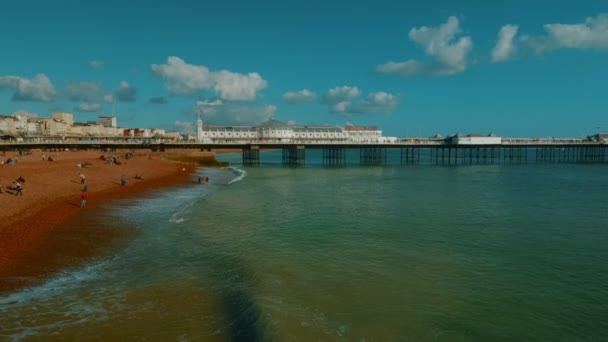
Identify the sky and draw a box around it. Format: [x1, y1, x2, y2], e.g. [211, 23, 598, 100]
[1, 0, 607, 138]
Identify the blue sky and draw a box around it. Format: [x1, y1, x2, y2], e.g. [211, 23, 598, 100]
[1, 0, 607, 137]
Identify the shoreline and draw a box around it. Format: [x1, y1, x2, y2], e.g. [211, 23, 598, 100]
[0, 149, 210, 295]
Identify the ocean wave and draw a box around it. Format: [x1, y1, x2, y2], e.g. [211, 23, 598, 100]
[227, 166, 247, 184]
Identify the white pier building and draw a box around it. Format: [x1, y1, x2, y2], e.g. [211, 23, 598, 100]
[197, 119, 398, 144]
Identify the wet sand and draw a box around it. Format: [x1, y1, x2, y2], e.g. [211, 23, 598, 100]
[0, 149, 208, 295]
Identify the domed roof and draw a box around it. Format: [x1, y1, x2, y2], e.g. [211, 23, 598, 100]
[256, 119, 289, 129]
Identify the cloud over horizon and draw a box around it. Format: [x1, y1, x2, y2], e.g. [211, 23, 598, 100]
[0, 74, 56, 102]
[375, 16, 473, 76]
[151, 56, 267, 101]
[320, 86, 398, 115]
[522, 13, 608, 54]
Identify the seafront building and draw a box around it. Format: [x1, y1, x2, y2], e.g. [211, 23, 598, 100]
[1, 111, 398, 144]
[0, 112, 179, 143]
[196, 118, 399, 144]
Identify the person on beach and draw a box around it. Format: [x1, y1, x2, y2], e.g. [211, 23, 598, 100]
[15, 182, 23, 196]
[81, 191, 87, 208]
[80, 173, 86, 184]
[121, 174, 126, 186]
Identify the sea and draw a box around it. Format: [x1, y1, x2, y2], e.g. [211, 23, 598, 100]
[1, 150, 608, 341]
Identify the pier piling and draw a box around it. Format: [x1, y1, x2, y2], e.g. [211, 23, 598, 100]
[242, 145, 260, 166]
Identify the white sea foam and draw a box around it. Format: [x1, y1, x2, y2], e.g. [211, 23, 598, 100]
[227, 166, 247, 184]
[0, 260, 109, 308]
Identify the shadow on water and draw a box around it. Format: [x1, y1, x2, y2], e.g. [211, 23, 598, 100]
[210, 254, 272, 342]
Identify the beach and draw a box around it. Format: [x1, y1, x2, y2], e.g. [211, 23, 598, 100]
[0, 149, 204, 294]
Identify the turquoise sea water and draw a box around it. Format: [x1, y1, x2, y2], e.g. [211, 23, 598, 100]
[1, 151, 608, 340]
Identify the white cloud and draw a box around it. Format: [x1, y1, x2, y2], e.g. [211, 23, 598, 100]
[76, 102, 102, 112]
[321, 86, 361, 113]
[287, 120, 296, 126]
[151, 56, 267, 101]
[114, 81, 136, 102]
[0, 74, 56, 102]
[492, 24, 519, 62]
[89, 60, 104, 69]
[522, 13, 608, 54]
[103, 94, 113, 103]
[282, 89, 317, 104]
[320, 86, 398, 115]
[213, 70, 267, 101]
[349, 92, 399, 114]
[65, 81, 103, 102]
[375, 16, 472, 76]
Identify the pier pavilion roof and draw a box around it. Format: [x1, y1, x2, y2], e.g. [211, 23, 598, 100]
[256, 119, 289, 129]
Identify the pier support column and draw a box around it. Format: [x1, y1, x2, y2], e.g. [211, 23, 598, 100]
[282, 145, 305, 166]
[323, 147, 346, 166]
[400, 147, 419, 165]
[242, 145, 260, 166]
[360, 147, 386, 165]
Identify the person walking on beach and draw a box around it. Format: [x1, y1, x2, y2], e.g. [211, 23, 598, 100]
[81, 191, 87, 208]
[121, 174, 126, 186]
[80, 173, 86, 184]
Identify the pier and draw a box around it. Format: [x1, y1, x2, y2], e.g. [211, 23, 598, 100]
[2, 140, 607, 166]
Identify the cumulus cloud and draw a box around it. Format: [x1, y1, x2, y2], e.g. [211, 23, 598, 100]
[103, 94, 113, 103]
[149, 96, 168, 104]
[492, 24, 519, 62]
[114, 81, 136, 102]
[349, 92, 399, 114]
[151, 56, 267, 101]
[89, 60, 104, 69]
[76, 102, 102, 112]
[319, 86, 398, 115]
[320, 86, 362, 113]
[375, 16, 473, 76]
[65, 81, 103, 102]
[0, 74, 56, 102]
[522, 13, 608, 54]
[281, 89, 317, 104]
[287, 120, 296, 126]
